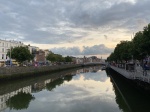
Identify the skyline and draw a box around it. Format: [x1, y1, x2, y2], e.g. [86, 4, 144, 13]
[0, 0, 150, 58]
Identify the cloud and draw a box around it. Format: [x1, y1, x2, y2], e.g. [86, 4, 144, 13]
[50, 44, 113, 56]
[50, 47, 81, 55]
[104, 35, 108, 40]
[0, 0, 150, 45]
[82, 44, 113, 55]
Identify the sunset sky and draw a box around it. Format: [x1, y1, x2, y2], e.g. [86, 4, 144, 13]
[0, 0, 150, 58]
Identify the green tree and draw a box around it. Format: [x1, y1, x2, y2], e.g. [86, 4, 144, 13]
[132, 31, 144, 60]
[107, 23, 150, 62]
[7, 46, 33, 64]
[46, 53, 57, 62]
[55, 54, 65, 62]
[46, 53, 64, 62]
[65, 56, 72, 62]
[107, 52, 116, 62]
[142, 23, 150, 55]
[113, 41, 133, 62]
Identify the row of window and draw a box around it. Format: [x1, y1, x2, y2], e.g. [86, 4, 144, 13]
[0, 42, 21, 47]
[0, 48, 9, 53]
[0, 42, 9, 47]
[1, 54, 9, 60]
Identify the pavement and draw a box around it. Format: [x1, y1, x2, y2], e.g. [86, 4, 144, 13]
[111, 65, 150, 84]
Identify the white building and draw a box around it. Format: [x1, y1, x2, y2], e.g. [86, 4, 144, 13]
[0, 39, 24, 66]
[27, 45, 39, 54]
[76, 58, 84, 64]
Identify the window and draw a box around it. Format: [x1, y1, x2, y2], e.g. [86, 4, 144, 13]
[2, 54, 4, 59]
[2, 48, 4, 52]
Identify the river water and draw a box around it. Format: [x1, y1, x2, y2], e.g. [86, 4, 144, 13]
[0, 66, 150, 112]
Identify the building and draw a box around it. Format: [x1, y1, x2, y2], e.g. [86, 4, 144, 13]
[44, 49, 52, 57]
[34, 50, 46, 64]
[0, 39, 24, 66]
[28, 45, 39, 54]
[90, 56, 101, 62]
[75, 58, 84, 64]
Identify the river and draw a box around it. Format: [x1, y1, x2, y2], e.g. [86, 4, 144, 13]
[0, 66, 150, 112]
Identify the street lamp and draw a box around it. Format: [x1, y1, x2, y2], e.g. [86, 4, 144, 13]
[7, 47, 12, 66]
[9, 42, 12, 66]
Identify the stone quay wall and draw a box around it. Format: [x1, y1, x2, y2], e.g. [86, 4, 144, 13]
[0, 63, 103, 80]
[0, 64, 83, 81]
[0, 64, 82, 76]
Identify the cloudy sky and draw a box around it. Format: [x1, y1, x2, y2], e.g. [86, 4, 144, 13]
[0, 0, 150, 58]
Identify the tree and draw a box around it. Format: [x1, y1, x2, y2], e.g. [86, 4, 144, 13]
[107, 23, 150, 62]
[113, 41, 133, 62]
[7, 46, 33, 64]
[132, 31, 145, 60]
[46, 53, 64, 62]
[142, 23, 150, 55]
[65, 56, 72, 62]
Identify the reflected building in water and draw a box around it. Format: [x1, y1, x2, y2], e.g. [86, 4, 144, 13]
[0, 66, 102, 111]
[32, 79, 52, 93]
[0, 86, 31, 111]
[32, 67, 102, 92]
[76, 66, 101, 74]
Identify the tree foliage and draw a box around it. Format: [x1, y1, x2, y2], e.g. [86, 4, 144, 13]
[107, 23, 150, 62]
[7, 46, 33, 64]
[46, 53, 64, 62]
[64, 56, 72, 62]
[46, 53, 72, 62]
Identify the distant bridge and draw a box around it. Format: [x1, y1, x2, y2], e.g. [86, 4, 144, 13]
[81, 62, 106, 66]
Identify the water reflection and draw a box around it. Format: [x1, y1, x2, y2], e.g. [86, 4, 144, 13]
[107, 69, 150, 112]
[6, 92, 35, 110]
[0, 86, 32, 111]
[1, 66, 150, 112]
[0, 66, 102, 111]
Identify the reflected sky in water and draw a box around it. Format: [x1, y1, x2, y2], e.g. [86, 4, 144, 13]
[4, 67, 123, 112]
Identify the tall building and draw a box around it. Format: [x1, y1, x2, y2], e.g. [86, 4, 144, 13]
[0, 39, 24, 66]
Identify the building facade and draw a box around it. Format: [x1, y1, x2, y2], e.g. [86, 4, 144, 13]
[0, 39, 24, 66]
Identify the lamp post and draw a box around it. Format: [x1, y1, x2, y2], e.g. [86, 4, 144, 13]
[10, 47, 11, 66]
[7, 47, 12, 66]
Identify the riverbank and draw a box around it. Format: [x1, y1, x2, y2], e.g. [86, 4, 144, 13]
[0, 63, 103, 81]
[107, 68, 150, 112]
[108, 65, 150, 92]
[0, 64, 82, 81]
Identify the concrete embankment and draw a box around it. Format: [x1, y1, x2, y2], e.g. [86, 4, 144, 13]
[0, 64, 82, 80]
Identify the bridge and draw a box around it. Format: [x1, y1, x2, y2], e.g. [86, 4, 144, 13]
[81, 62, 106, 66]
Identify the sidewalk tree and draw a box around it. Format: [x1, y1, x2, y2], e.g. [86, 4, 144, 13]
[7, 46, 33, 65]
[142, 24, 150, 55]
[113, 41, 133, 62]
[132, 31, 144, 59]
[107, 23, 150, 62]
